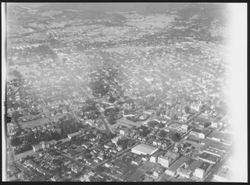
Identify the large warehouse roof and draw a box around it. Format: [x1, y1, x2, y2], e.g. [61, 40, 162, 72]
[116, 118, 142, 128]
[131, 144, 158, 155]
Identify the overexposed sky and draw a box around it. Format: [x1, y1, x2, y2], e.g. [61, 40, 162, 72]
[226, 3, 247, 182]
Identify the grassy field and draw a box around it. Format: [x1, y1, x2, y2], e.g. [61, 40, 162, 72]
[20, 114, 66, 129]
[20, 117, 50, 128]
[14, 150, 35, 160]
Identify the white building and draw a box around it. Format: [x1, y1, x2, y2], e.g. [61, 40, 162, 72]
[190, 130, 205, 139]
[193, 162, 212, 179]
[158, 156, 171, 168]
[131, 144, 158, 156]
[177, 165, 192, 179]
[193, 168, 205, 179]
[150, 155, 158, 163]
[32, 144, 40, 152]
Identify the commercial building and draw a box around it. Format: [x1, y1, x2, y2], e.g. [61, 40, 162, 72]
[32, 144, 40, 152]
[158, 151, 180, 168]
[116, 117, 141, 128]
[32, 140, 57, 152]
[119, 127, 130, 136]
[198, 152, 221, 164]
[176, 164, 192, 179]
[202, 146, 225, 157]
[186, 135, 204, 146]
[189, 128, 212, 139]
[189, 160, 203, 173]
[181, 124, 189, 132]
[131, 144, 158, 156]
[152, 165, 165, 179]
[202, 138, 230, 153]
[189, 129, 206, 139]
[165, 156, 191, 177]
[210, 121, 221, 129]
[41, 141, 49, 149]
[150, 153, 159, 163]
[158, 156, 171, 168]
[131, 155, 143, 165]
[207, 131, 231, 145]
[193, 119, 211, 129]
[193, 162, 212, 179]
[143, 110, 155, 115]
[111, 136, 121, 145]
[168, 123, 188, 134]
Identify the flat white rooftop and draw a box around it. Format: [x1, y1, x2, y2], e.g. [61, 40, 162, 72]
[131, 144, 158, 155]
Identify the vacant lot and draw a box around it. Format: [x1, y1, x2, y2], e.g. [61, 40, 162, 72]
[20, 118, 50, 128]
[14, 150, 35, 160]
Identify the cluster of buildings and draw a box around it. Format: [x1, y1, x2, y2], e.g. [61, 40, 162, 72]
[6, 4, 231, 182]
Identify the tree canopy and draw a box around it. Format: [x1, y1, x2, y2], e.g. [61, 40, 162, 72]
[169, 132, 182, 142]
[10, 137, 22, 147]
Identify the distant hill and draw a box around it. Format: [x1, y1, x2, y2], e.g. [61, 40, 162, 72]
[9, 3, 228, 21]
[11, 3, 188, 13]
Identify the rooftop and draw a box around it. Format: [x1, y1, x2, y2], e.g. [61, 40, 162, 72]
[167, 156, 191, 172]
[189, 160, 203, 171]
[116, 118, 141, 128]
[199, 152, 220, 164]
[202, 138, 230, 152]
[164, 151, 180, 160]
[131, 144, 158, 155]
[199, 162, 212, 172]
[207, 130, 231, 142]
[191, 128, 212, 136]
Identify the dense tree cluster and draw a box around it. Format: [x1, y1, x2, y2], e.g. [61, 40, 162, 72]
[88, 64, 123, 99]
[80, 100, 100, 120]
[169, 131, 182, 142]
[147, 120, 159, 128]
[10, 136, 22, 146]
[89, 79, 110, 97]
[117, 138, 135, 150]
[157, 130, 168, 138]
[59, 118, 81, 137]
[138, 126, 151, 137]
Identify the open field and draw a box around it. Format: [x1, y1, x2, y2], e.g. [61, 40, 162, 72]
[20, 118, 49, 128]
[14, 150, 35, 160]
